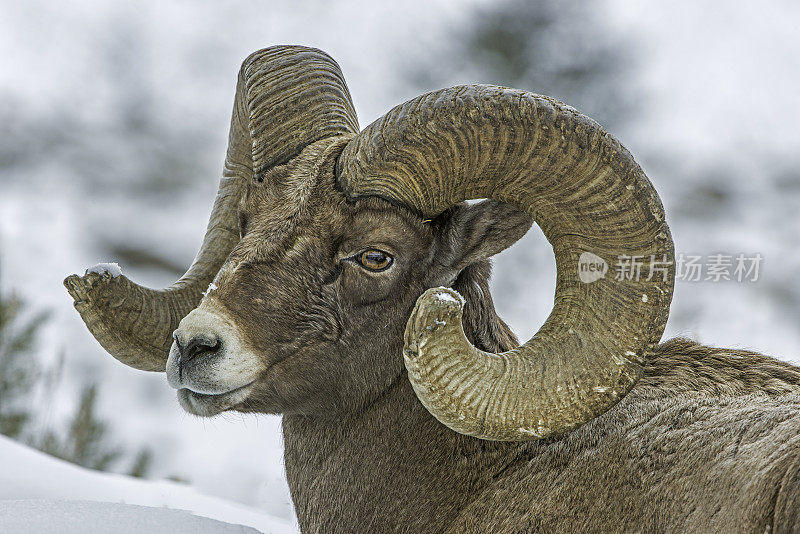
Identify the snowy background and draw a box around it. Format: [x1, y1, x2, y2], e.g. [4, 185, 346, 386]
[1, 0, 798, 531]
[0, 434, 292, 532]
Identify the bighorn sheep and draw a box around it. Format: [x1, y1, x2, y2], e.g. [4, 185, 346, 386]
[64, 46, 800, 532]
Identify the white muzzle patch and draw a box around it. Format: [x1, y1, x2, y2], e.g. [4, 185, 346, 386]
[167, 306, 262, 416]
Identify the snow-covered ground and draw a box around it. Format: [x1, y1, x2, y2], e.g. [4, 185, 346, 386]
[1, 502, 261, 534]
[0, 435, 294, 533]
[0, 0, 798, 529]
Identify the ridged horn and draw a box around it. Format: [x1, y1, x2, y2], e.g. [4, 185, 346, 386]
[337, 85, 674, 440]
[65, 45, 358, 371]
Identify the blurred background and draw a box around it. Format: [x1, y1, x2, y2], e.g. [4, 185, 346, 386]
[1, 0, 798, 528]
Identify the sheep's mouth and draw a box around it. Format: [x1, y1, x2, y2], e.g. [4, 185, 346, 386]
[183, 381, 253, 398]
[177, 381, 255, 417]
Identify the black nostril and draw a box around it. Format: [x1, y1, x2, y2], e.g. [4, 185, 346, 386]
[177, 335, 222, 365]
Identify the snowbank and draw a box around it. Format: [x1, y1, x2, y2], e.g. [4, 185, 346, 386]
[0, 500, 261, 534]
[0, 435, 296, 534]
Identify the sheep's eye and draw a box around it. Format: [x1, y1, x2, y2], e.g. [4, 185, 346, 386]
[356, 249, 393, 272]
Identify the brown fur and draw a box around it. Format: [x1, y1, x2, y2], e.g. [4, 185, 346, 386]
[207, 140, 800, 532]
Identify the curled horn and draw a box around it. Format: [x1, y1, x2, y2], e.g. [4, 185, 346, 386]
[337, 85, 674, 440]
[65, 46, 358, 371]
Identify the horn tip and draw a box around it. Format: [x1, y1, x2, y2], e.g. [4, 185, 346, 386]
[64, 273, 87, 302]
[415, 287, 466, 320]
[63, 266, 129, 304]
[425, 286, 466, 306]
[404, 287, 466, 356]
[63, 270, 169, 373]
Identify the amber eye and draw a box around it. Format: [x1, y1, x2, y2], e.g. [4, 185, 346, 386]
[356, 249, 393, 272]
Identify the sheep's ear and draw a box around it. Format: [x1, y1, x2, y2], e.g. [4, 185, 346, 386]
[427, 200, 533, 285]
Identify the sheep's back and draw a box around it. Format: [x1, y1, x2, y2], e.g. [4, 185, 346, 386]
[448, 339, 800, 533]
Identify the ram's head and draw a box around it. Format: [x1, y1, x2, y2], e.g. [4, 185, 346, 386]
[65, 46, 674, 440]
